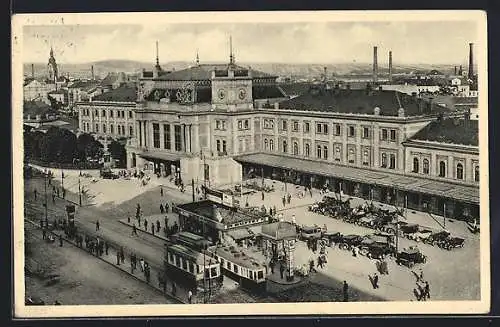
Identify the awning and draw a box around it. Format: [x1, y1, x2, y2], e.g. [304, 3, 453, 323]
[235, 153, 479, 205]
[138, 151, 181, 162]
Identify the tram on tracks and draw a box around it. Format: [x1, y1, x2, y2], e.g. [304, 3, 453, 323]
[207, 244, 267, 292]
[164, 237, 223, 293]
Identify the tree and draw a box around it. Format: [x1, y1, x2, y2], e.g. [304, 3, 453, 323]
[109, 140, 127, 168]
[76, 133, 103, 160]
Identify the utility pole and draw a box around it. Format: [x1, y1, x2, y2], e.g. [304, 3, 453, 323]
[443, 202, 446, 229]
[192, 178, 195, 202]
[44, 171, 48, 225]
[78, 177, 82, 206]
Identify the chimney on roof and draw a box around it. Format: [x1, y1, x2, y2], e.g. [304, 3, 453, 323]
[388, 51, 393, 83]
[454, 66, 457, 75]
[91, 65, 95, 80]
[31, 64, 34, 78]
[323, 66, 327, 83]
[468, 43, 474, 78]
[459, 65, 463, 75]
[373, 46, 378, 84]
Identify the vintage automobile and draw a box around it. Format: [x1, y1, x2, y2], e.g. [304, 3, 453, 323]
[442, 236, 465, 250]
[399, 223, 420, 238]
[299, 225, 323, 242]
[395, 246, 427, 268]
[407, 227, 434, 242]
[363, 242, 396, 259]
[423, 230, 451, 247]
[381, 221, 408, 235]
[357, 214, 377, 228]
[338, 234, 364, 250]
[321, 231, 343, 247]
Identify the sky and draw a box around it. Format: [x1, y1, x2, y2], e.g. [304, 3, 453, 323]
[22, 21, 478, 65]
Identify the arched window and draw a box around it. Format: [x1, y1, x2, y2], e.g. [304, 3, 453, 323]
[389, 154, 396, 169]
[381, 153, 387, 168]
[348, 148, 355, 164]
[413, 157, 419, 173]
[423, 159, 429, 174]
[293, 142, 299, 155]
[305, 143, 310, 157]
[264, 139, 268, 150]
[317, 145, 322, 158]
[456, 163, 464, 180]
[323, 146, 328, 160]
[439, 161, 446, 177]
[110, 124, 114, 134]
[474, 165, 479, 182]
[216, 140, 221, 152]
[363, 150, 369, 165]
[283, 140, 288, 153]
[103, 124, 107, 133]
[269, 139, 274, 151]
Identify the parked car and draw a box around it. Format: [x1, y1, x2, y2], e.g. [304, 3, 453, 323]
[100, 168, 118, 179]
[400, 223, 420, 238]
[299, 225, 323, 241]
[361, 242, 396, 259]
[395, 246, 427, 268]
[322, 232, 343, 247]
[442, 237, 465, 250]
[424, 230, 451, 247]
[407, 227, 434, 242]
[338, 234, 364, 250]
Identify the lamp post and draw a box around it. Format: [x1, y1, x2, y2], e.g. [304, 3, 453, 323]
[192, 178, 195, 202]
[443, 202, 446, 229]
[44, 170, 48, 226]
[78, 177, 82, 206]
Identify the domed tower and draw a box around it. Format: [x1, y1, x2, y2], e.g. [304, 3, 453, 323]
[47, 47, 58, 83]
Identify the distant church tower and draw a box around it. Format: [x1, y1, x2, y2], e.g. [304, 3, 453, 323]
[47, 47, 58, 83]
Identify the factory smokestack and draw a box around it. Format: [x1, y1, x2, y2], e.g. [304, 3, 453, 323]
[468, 43, 474, 78]
[454, 66, 457, 75]
[388, 51, 393, 83]
[91, 65, 95, 80]
[373, 46, 378, 84]
[31, 64, 34, 78]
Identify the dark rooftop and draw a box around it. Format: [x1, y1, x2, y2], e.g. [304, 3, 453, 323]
[278, 88, 449, 116]
[410, 117, 478, 146]
[68, 80, 99, 89]
[177, 200, 264, 226]
[23, 101, 53, 117]
[92, 85, 137, 102]
[154, 64, 275, 81]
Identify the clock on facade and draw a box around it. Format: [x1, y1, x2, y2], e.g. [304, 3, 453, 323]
[238, 88, 247, 100]
[218, 89, 226, 100]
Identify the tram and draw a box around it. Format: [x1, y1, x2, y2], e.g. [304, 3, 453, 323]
[170, 231, 212, 251]
[164, 243, 223, 292]
[207, 244, 267, 292]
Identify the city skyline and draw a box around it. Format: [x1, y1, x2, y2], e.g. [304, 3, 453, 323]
[22, 21, 478, 66]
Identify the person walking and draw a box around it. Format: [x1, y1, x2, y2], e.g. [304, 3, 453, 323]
[95, 220, 100, 231]
[120, 247, 125, 264]
[132, 224, 138, 236]
[287, 193, 291, 204]
[424, 281, 430, 300]
[372, 273, 379, 289]
[145, 265, 151, 283]
[261, 192, 265, 201]
[127, 216, 131, 224]
[270, 260, 275, 274]
[160, 186, 164, 197]
[188, 290, 193, 304]
[144, 220, 148, 231]
[156, 220, 161, 233]
[59, 234, 63, 247]
[116, 251, 120, 265]
[343, 281, 349, 302]
[104, 241, 109, 255]
[165, 202, 170, 213]
[282, 196, 286, 207]
[151, 224, 155, 236]
[42, 228, 47, 240]
[160, 204, 164, 214]
[279, 263, 285, 279]
[140, 258, 145, 272]
[34, 189, 37, 200]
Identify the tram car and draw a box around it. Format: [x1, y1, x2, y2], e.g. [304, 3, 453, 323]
[164, 243, 223, 293]
[207, 244, 267, 292]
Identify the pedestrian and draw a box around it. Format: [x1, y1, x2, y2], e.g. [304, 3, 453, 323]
[282, 196, 286, 207]
[152, 224, 155, 236]
[132, 224, 138, 236]
[270, 260, 275, 274]
[343, 281, 349, 302]
[34, 189, 37, 200]
[287, 193, 291, 204]
[352, 247, 357, 257]
[291, 214, 296, 225]
[156, 220, 161, 233]
[145, 266, 150, 283]
[52, 194, 55, 204]
[160, 204, 164, 214]
[309, 259, 316, 273]
[160, 186, 164, 197]
[372, 273, 379, 289]
[62, 188, 66, 199]
[188, 290, 193, 304]
[261, 192, 265, 201]
[279, 263, 285, 279]
[127, 216, 131, 223]
[96, 220, 100, 231]
[309, 189, 313, 197]
[59, 234, 63, 247]
[120, 247, 125, 263]
[424, 281, 430, 299]
[144, 220, 148, 231]
[116, 251, 120, 265]
[140, 258, 145, 272]
[419, 269, 424, 282]
[42, 228, 47, 240]
[166, 202, 170, 213]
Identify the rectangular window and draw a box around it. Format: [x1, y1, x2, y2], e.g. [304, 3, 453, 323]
[164, 125, 171, 150]
[205, 269, 210, 279]
[348, 126, 355, 137]
[317, 145, 322, 158]
[323, 123, 329, 135]
[244, 120, 249, 129]
[216, 120, 221, 130]
[188, 262, 194, 273]
[110, 125, 114, 134]
[316, 123, 322, 134]
[216, 140, 221, 152]
[233, 264, 239, 274]
[182, 258, 188, 270]
[258, 271, 264, 279]
[153, 123, 160, 148]
[103, 124, 107, 133]
[129, 126, 133, 136]
[293, 121, 299, 132]
[210, 267, 217, 278]
[174, 125, 182, 151]
[323, 146, 328, 160]
[175, 255, 180, 267]
[110, 111, 114, 118]
[221, 121, 226, 130]
[390, 130, 397, 141]
[238, 120, 243, 130]
[95, 110, 98, 117]
[282, 120, 287, 131]
[363, 127, 370, 138]
[95, 123, 99, 132]
[102, 110, 106, 117]
[335, 124, 341, 135]
[390, 154, 396, 169]
[304, 122, 310, 133]
[129, 111, 133, 119]
[222, 140, 227, 153]
[382, 129, 388, 140]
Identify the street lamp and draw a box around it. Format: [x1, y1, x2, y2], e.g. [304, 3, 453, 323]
[443, 202, 446, 229]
